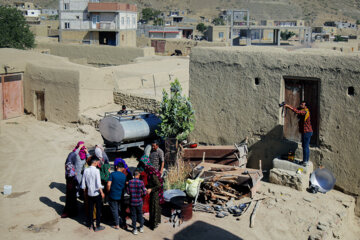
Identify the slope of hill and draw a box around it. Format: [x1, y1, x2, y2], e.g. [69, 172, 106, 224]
[1, 0, 359, 25]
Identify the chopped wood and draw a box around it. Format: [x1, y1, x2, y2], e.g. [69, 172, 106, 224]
[210, 167, 237, 172]
[217, 190, 238, 198]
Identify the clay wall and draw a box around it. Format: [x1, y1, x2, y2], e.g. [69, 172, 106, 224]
[189, 47, 360, 214]
[24, 64, 80, 124]
[36, 42, 154, 65]
[136, 38, 229, 56]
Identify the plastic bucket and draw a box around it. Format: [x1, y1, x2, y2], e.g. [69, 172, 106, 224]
[4, 185, 12, 195]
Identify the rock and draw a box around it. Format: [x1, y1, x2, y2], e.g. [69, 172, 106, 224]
[308, 234, 321, 240]
[269, 168, 310, 191]
[332, 231, 340, 239]
[336, 211, 346, 220]
[77, 125, 93, 135]
[303, 196, 315, 203]
[317, 224, 327, 231]
[273, 158, 313, 174]
[318, 221, 328, 227]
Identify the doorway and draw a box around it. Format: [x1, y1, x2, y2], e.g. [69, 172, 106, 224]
[99, 32, 116, 46]
[283, 77, 320, 145]
[35, 91, 45, 121]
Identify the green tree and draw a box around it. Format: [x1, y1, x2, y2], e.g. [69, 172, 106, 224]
[212, 17, 225, 26]
[141, 8, 161, 23]
[0, 6, 35, 49]
[334, 35, 345, 42]
[153, 17, 164, 26]
[156, 79, 195, 141]
[356, 20, 360, 25]
[280, 30, 296, 40]
[196, 23, 207, 33]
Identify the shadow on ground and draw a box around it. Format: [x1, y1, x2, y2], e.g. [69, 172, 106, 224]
[49, 182, 66, 194]
[165, 221, 243, 240]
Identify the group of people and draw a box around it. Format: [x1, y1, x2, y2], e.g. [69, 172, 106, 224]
[62, 140, 165, 234]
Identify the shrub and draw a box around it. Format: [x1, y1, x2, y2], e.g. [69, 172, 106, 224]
[156, 79, 195, 141]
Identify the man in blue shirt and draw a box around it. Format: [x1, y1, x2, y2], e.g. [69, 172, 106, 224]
[106, 162, 127, 229]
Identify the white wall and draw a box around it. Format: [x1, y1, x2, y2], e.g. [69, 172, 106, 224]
[150, 32, 181, 39]
[118, 12, 137, 30]
[25, 10, 41, 17]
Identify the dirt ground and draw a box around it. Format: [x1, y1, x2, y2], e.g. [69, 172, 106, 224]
[0, 115, 359, 240]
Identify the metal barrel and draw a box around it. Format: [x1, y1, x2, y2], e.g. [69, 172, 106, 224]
[99, 113, 161, 144]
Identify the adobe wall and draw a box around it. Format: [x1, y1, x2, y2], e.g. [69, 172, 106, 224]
[36, 42, 154, 65]
[24, 64, 80, 124]
[137, 37, 229, 56]
[189, 47, 360, 214]
[119, 30, 137, 47]
[78, 68, 114, 113]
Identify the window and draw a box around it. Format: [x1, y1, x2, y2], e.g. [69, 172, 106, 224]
[132, 17, 135, 25]
[127, 17, 130, 25]
[64, 3, 69, 10]
[65, 22, 70, 29]
[121, 17, 124, 25]
[218, 32, 224, 38]
[76, 16, 79, 19]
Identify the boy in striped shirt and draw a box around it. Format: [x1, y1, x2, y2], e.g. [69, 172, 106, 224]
[127, 169, 147, 234]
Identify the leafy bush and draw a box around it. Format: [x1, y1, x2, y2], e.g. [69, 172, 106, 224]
[212, 17, 225, 26]
[196, 23, 207, 33]
[156, 79, 195, 141]
[141, 8, 161, 23]
[0, 6, 35, 49]
[280, 30, 296, 40]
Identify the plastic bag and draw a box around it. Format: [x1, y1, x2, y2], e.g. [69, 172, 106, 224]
[186, 177, 203, 198]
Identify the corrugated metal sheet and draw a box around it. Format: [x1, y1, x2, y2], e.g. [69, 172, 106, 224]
[1, 73, 24, 119]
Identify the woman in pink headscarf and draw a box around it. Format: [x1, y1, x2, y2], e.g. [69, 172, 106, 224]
[73, 141, 89, 196]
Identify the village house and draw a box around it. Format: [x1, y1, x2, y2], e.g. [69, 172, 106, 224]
[59, 0, 137, 47]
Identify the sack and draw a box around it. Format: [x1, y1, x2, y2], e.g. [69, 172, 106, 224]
[185, 178, 203, 198]
[65, 162, 76, 177]
[65, 152, 77, 178]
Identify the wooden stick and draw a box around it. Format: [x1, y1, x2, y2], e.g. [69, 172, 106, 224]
[250, 200, 262, 228]
[202, 152, 206, 162]
[259, 160, 262, 171]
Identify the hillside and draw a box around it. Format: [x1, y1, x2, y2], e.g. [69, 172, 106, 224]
[1, 0, 360, 25]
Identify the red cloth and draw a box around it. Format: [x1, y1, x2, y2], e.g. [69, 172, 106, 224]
[288, 106, 313, 133]
[140, 171, 150, 213]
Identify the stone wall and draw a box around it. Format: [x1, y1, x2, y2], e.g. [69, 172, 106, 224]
[189, 46, 360, 215]
[113, 91, 159, 113]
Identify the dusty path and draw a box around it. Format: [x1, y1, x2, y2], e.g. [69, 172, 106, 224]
[0, 115, 359, 240]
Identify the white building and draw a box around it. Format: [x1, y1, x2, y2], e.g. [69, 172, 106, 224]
[42, 9, 59, 16]
[59, 0, 137, 47]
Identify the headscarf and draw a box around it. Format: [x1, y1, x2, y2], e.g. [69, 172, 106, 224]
[114, 158, 131, 176]
[145, 165, 164, 204]
[140, 155, 152, 166]
[73, 141, 86, 160]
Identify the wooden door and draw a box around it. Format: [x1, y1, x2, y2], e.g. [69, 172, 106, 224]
[283, 78, 319, 145]
[284, 81, 302, 142]
[2, 73, 24, 120]
[36, 91, 45, 121]
[151, 40, 166, 53]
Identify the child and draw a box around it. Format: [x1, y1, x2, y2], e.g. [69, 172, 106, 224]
[127, 169, 147, 235]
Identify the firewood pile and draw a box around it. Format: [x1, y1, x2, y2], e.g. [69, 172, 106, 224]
[201, 175, 250, 204]
[192, 162, 263, 205]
